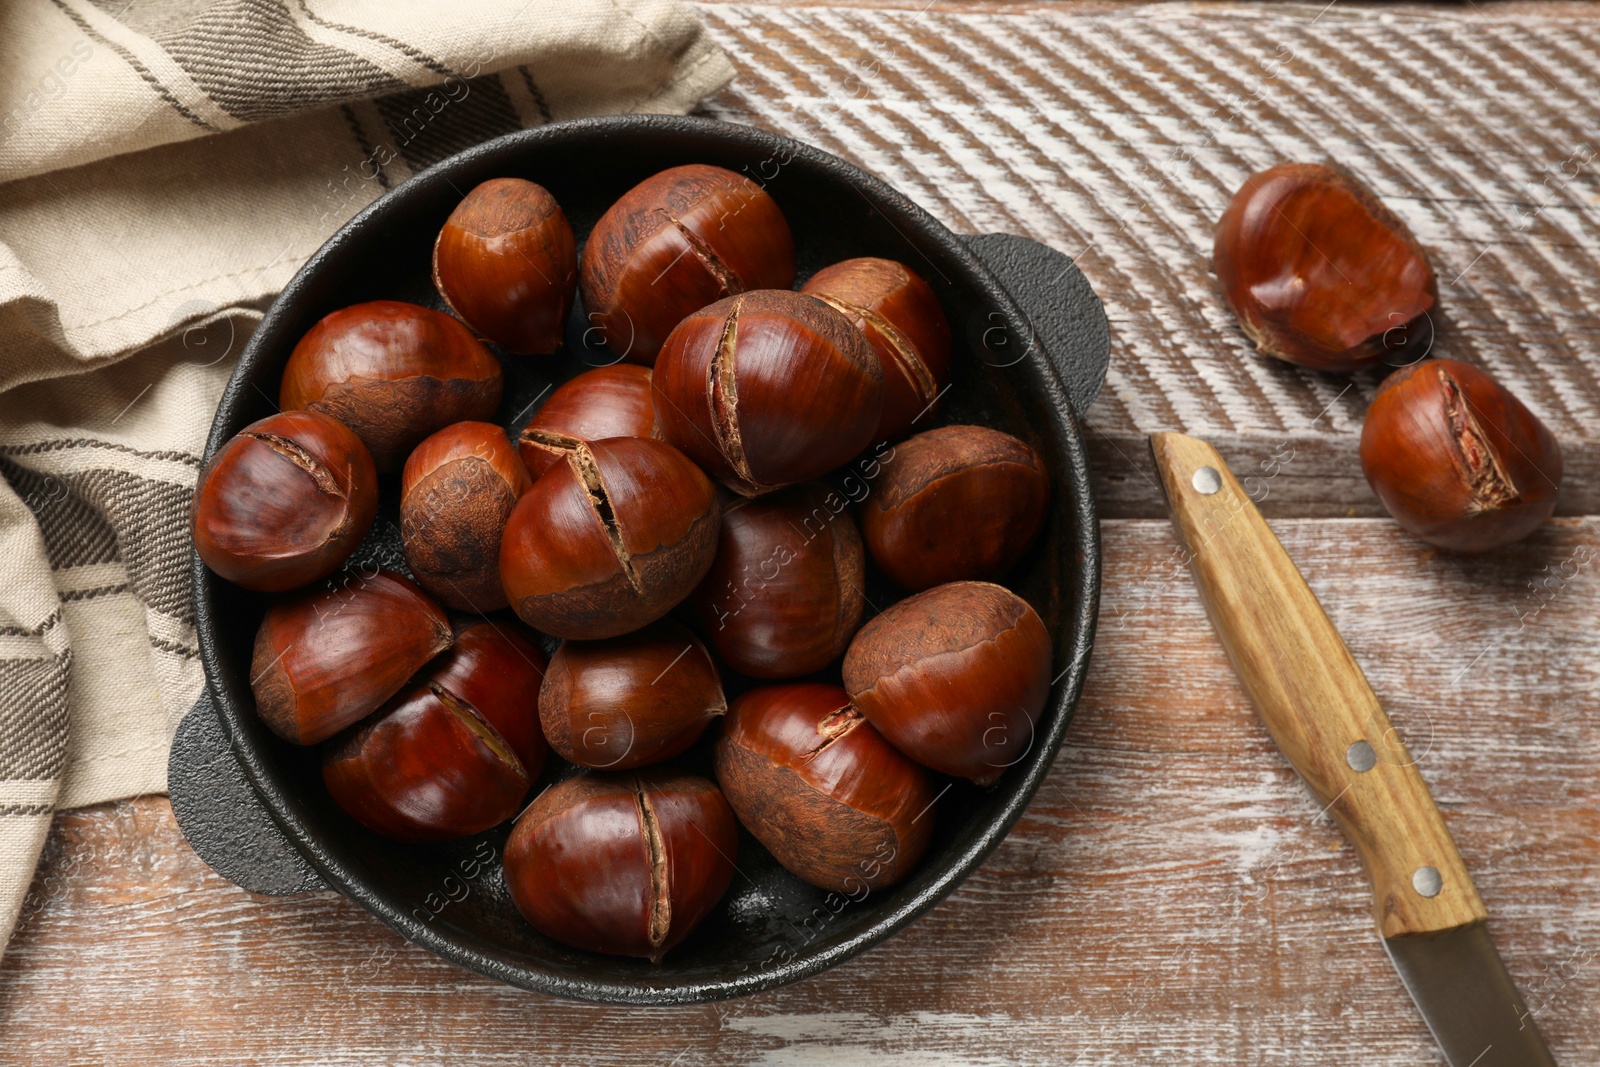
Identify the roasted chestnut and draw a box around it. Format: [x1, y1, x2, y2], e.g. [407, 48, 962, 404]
[427, 621, 549, 775]
[280, 300, 503, 469]
[801, 257, 952, 442]
[1213, 163, 1435, 373]
[540, 620, 724, 769]
[251, 570, 452, 745]
[580, 164, 795, 364]
[400, 421, 531, 612]
[1360, 358, 1562, 552]
[321, 680, 530, 843]
[842, 581, 1051, 786]
[503, 771, 737, 961]
[653, 290, 883, 495]
[688, 483, 865, 678]
[499, 436, 720, 639]
[432, 177, 576, 355]
[193, 410, 377, 592]
[517, 364, 657, 481]
[860, 425, 1049, 591]
[715, 683, 934, 892]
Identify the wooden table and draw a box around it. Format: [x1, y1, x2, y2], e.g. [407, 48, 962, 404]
[5, 2, 1598, 1062]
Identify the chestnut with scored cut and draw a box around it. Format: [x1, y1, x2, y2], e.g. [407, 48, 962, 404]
[1214, 163, 1436, 373]
[499, 436, 720, 640]
[688, 483, 865, 678]
[802, 257, 952, 442]
[580, 164, 795, 364]
[540, 620, 724, 770]
[193, 409, 377, 592]
[652, 290, 883, 496]
[428, 621, 549, 776]
[321, 677, 531, 843]
[400, 421, 531, 612]
[842, 581, 1051, 786]
[433, 177, 576, 355]
[502, 771, 737, 961]
[280, 300, 503, 469]
[517, 364, 657, 481]
[251, 570, 452, 745]
[860, 424, 1049, 591]
[715, 683, 934, 892]
[1360, 358, 1562, 552]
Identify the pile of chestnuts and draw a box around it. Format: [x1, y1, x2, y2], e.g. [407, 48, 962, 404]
[193, 163, 1057, 963]
[1215, 162, 1563, 552]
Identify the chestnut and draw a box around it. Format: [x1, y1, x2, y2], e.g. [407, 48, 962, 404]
[688, 483, 865, 678]
[540, 620, 724, 769]
[251, 570, 452, 745]
[193, 410, 377, 592]
[1360, 358, 1562, 552]
[842, 581, 1051, 786]
[279, 300, 503, 469]
[321, 679, 530, 843]
[715, 683, 934, 892]
[428, 621, 549, 776]
[517, 364, 657, 481]
[499, 436, 720, 640]
[801, 257, 952, 442]
[860, 425, 1049, 591]
[653, 290, 883, 496]
[433, 177, 576, 355]
[1213, 163, 1435, 373]
[580, 164, 795, 364]
[503, 770, 737, 961]
[400, 421, 531, 612]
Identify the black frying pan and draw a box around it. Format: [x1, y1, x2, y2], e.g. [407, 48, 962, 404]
[174, 115, 1107, 1004]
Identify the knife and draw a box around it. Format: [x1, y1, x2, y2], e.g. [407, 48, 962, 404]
[1149, 431, 1557, 1067]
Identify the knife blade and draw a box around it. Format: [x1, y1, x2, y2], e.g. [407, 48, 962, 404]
[1148, 431, 1556, 1067]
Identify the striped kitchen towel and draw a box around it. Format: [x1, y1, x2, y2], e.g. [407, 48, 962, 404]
[0, 0, 733, 958]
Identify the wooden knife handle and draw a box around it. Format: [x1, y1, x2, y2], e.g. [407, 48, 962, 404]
[1149, 432, 1487, 939]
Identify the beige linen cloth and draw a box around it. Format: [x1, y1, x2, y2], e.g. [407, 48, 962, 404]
[0, 0, 732, 956]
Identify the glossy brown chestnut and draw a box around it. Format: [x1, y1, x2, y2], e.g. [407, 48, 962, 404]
[251, 570, 452, 745]
[499, 436, 720, 640]
[688, 483, 865, 678]
[193, 410, 378, 592]
[861, 425, 1050, 591]
[502, 770, 737, 961]
[400, 421, 531, 612]
[279, 300, 503, 469]
[842, 581, 1051, 786]
[428, 621, 549, 776]
[715, 683, 934, 892]
[517, 364, 657, 481]
[801, 257, 952, 442]
[1360, 358, 1562, 552]
[1214, 163, 1436, 372]
[433, 178, 576, 355]
[653, 290, 882, 495]
[580, 164, 795, 365]
[321, 679, 530, 843]
[540, 620, 724, 770]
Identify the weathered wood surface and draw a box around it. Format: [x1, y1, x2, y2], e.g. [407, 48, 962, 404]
[3, 519, 1598, 1065]
[696, 0, 1600, 518]
[5, 1, 1600, 1063]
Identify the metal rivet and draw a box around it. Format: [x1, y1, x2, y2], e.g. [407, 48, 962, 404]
[1413, 866, 1443, 897]
[1346, 740, 1377, 773]
[1191, 466, 1222, 495]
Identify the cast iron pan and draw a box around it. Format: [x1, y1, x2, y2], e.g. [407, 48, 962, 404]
[173, 115, 1108, 1003]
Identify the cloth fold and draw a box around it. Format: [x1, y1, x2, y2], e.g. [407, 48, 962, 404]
[0, 0, 733, 957]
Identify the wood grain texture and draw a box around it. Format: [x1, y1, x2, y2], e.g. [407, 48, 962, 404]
[1151, 431, 1486, 938]
[694, 1, 1600, 518]
[3, 518, 1598, 1065]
